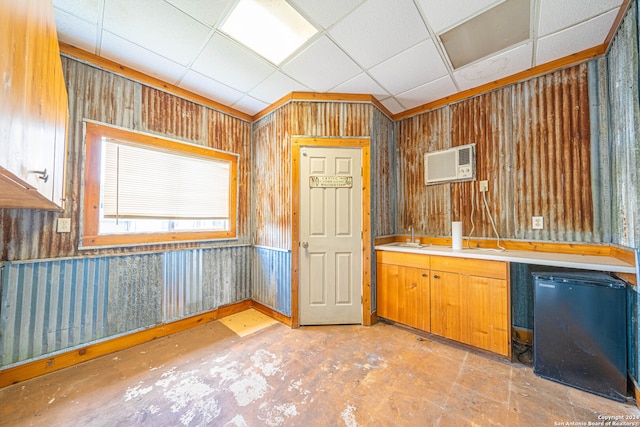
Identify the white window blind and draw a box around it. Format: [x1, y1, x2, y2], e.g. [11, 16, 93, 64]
[102, 139, 230, 220]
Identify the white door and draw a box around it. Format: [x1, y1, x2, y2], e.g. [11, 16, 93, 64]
[299, 146, 362, 325]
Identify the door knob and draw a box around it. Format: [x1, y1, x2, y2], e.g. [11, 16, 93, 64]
[302, 242, 309, 248]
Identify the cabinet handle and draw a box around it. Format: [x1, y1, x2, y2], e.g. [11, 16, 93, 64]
[433, 274, 439, 279]
[421, 273, 427, 277]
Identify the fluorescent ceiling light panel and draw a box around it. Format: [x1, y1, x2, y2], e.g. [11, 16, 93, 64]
[221, 0, 317, 65]
[441, 0, 531, 69]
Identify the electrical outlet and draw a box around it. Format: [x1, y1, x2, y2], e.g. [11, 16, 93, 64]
[532, 216, 544, 230]
[57, 218, 71, 233]
[479, 180, 488, 192]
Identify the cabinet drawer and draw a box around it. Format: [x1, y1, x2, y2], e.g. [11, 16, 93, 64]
[376, 251, 429, 268]
[430, 256, 507, 280]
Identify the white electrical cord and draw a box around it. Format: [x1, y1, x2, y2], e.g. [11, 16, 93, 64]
[467, 183, 476, 249]
[482, 190, 506, 252]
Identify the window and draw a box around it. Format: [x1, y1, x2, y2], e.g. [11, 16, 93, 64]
[82, 122, 238, 247]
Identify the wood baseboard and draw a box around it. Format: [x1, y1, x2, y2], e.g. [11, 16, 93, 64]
[0, 300, 253, 388]
[250, 300, 293, 327]
[512, 327, 533, 346]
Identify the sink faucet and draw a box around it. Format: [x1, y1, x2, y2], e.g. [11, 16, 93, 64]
[410, 226, 414, 243]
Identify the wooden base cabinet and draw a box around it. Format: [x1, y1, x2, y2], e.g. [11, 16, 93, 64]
[376, 251, 430, 332]
[376, 251, 510, 357]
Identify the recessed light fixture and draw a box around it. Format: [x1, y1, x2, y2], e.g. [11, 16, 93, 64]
[220, 0, 318, 65]
[441, 0, 531, 69]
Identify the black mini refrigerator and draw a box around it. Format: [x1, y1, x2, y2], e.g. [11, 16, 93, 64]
[533, 271, 627, 401]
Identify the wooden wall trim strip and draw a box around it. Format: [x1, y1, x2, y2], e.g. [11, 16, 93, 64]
[393, 45, 606, 121]
[0, 300, 252, 388]
[58, 42, 253, 122]
[250, 300, 293, 327]
[605, 0, 633, 48]
[251, 91, 393, 122]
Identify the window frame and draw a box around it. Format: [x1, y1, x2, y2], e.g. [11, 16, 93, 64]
[82, 121, 238, 247]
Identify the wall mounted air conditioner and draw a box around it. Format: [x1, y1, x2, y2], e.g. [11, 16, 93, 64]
[424, 143, 476, 185]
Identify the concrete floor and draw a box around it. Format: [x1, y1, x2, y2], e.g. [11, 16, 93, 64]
[1, 309, 639, 426]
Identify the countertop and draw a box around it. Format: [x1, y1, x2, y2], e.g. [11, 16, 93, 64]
[374, 242, 637, 274]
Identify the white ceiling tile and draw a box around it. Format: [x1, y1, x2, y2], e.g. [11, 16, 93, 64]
[102, 0, 210, 66]
[396, 75, 458, 110]
[164, 0, 235, 27]
[282, 36, 361, 92]
[288, 0, 364, 29]
[416, 0, 504, 33]
[180, 70, 244, 106]
[100, 32, 186, 85]
[538, 0, 622, 36]
[379, 97, 405, 115]
[249, 72, 311, 104]
[329, 0, 429, 68]
[53, 8, 98, 53]
[232, 96, 269, 115]
[453, 42, 533, 91]
[332, 73, 389, 98]
[191, 33, 276, 93]
[53, 0, 103, 24]
[369, 39, 448, 95]
[536, 10, 618, 65]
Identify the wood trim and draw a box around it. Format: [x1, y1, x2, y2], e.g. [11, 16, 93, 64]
[58, 42, 253, 122]
[393, 45, 606, 121]
[81, 121, 238, 247]
[250, 300, 293, 327]
[0, 300, 252, 388]
[291, 137, 372, 328]
[611, 246, 637, 266]
[252, 92, 394, 121]
[615, 273, 637, 287]
[605, 0, 632, 48]
[389, 236, 615, 257]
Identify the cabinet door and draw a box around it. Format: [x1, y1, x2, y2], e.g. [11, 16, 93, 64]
[376, 262, 397, 321]
[397, 266, 429, 330]
[0, 0, 67, 209]
[430, 271, 461, 341]
[376, 263, 429, 330]
[460, 275, 509, 356]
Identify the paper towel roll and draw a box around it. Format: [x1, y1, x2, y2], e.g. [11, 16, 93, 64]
[452, 221, 463, 250]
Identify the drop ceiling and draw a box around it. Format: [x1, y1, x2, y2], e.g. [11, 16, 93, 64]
[52, 0, 625, 117]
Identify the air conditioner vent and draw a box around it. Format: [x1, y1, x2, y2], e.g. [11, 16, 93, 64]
[424, 144, 476, 185]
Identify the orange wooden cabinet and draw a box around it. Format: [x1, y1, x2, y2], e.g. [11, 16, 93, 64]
[376, 251, 511, 357]
[0, 0, 68, 210]
[376, 251, 430, 332]
[430, 255, 510, 357]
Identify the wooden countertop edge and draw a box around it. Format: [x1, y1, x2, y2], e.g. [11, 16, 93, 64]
[374, 236, 637, 273]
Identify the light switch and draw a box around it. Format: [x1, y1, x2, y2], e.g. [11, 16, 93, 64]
[57, 218, 71, 233]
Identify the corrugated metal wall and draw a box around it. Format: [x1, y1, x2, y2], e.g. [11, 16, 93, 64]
[596, 0, 640, 382]
[602, 1, 640, 250]
[0, 57, 252, 261]
[251, 100, 394, 314]
[0, 56, 254, 368]
[0, 247, 251, 367]
[395, 63, 596, 243]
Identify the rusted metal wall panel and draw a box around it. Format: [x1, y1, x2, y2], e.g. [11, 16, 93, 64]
[450, 88, 513, 240]
[0, 246, 251, 367]
[512, 63, 594, 242]
[253, 108, 292, 250]
[0, 57, 252, 261]
[605, 1, 640, 249]
[396, 63, 594, 243]
[252, 247, 291, 316]
[396, 107, 451, 237]
[371, 108, 395, 238]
